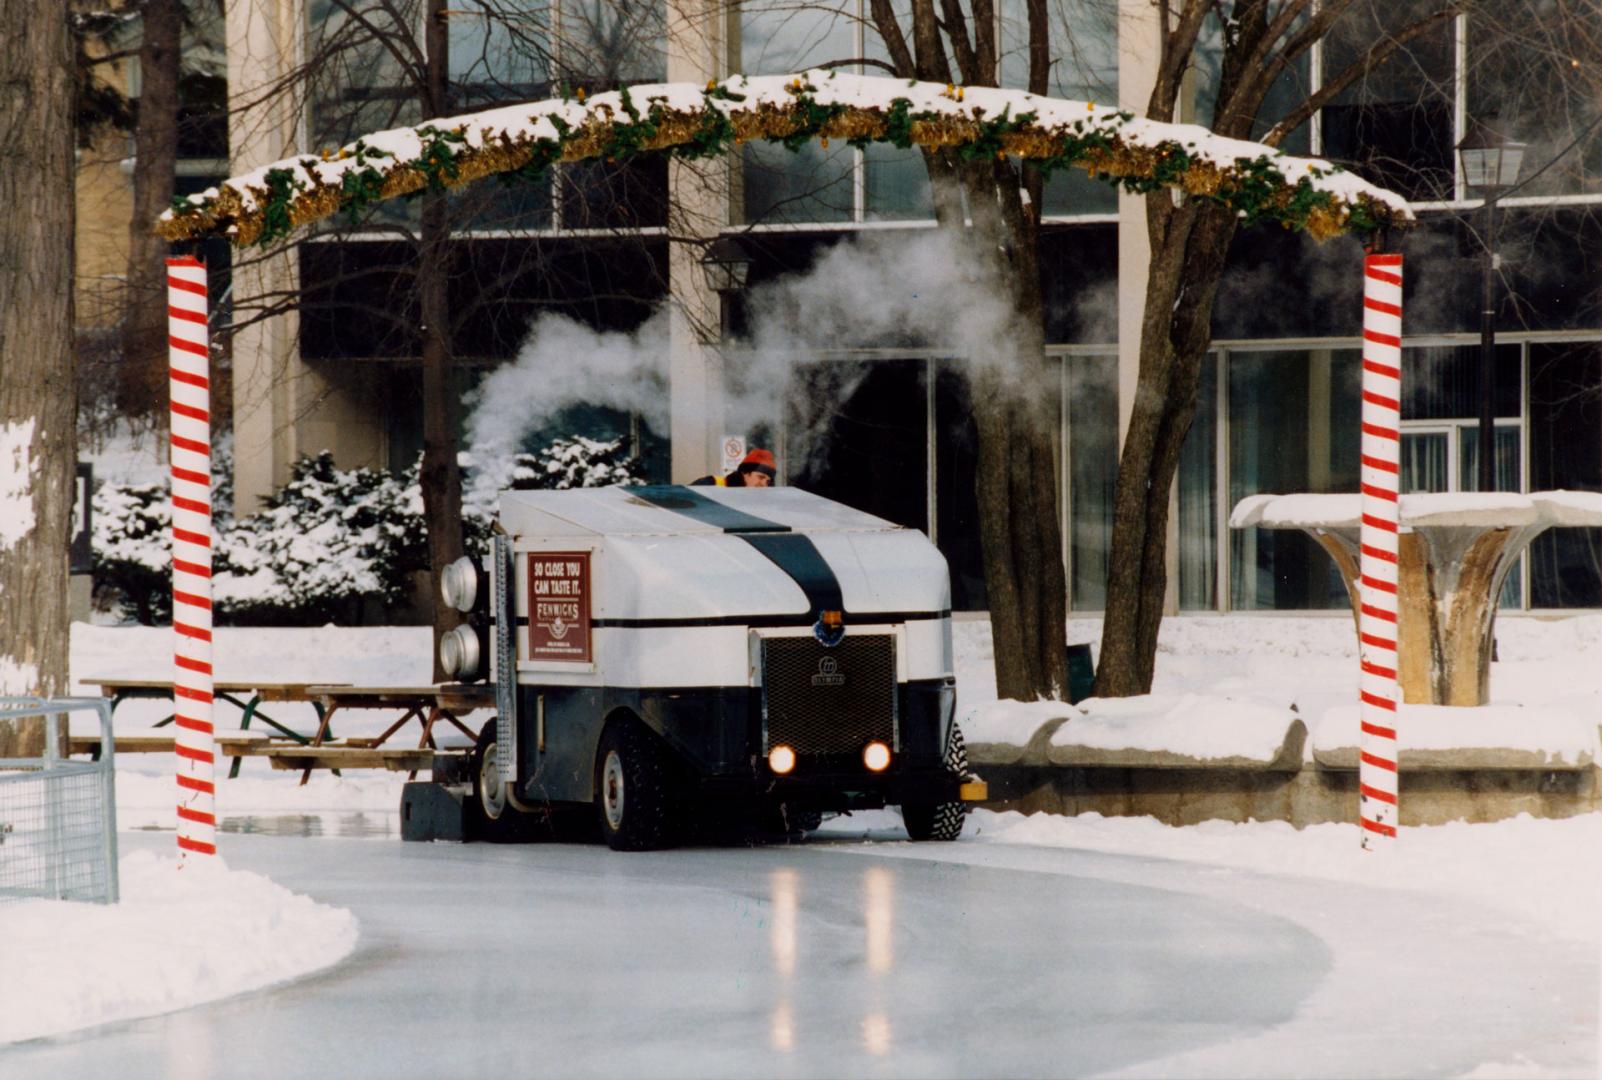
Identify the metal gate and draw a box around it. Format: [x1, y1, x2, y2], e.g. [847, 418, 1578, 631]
[0, 697, 120, 904]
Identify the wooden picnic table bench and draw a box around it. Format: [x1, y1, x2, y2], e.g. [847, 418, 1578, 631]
[294, 684, 493, 785]
[77, 679, 493, 781]
[81, 677, 347, 777]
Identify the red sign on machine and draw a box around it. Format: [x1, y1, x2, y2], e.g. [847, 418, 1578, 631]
[527, 551, 592, 663]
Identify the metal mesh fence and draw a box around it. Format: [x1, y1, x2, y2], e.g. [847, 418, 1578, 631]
[0, 699, 120, 904]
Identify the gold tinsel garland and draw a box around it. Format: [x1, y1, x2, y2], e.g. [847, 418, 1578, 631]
[160, 98, 1402, 247]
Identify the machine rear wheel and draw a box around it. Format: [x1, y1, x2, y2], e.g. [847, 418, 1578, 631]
[595, 719, 681, 851]
[466, 721, 535, 843]
[901, 722, 971, 842]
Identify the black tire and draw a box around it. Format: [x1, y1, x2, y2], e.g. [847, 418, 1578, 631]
[465, 720, 535, 843]
[901, 722, 971, 842]
[595, 718, 682, 851]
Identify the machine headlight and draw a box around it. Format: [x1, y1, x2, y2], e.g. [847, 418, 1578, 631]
[439, 624, 482, 678]
[863, 741, 891, 772]
[768, 745, 797, 775]
[440, 556, 480, 613]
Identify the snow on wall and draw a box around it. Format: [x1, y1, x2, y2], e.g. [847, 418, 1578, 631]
[0, 416, 37, 551]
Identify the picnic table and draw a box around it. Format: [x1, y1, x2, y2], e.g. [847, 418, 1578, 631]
[76, 678, 494, 782]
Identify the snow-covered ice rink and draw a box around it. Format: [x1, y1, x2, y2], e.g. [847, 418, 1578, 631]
[1, 616, 1600, 1076]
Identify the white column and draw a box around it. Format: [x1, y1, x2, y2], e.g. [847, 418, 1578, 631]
[666, 0, 738, 482]
[227, 0, 304, 513]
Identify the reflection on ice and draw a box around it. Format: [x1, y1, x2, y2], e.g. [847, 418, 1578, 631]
[865, 865, 893, 975]
[771, 998, 795, 1052]
[771, 867, 798, 979]
[862, 1012, 892, 1055]
[218, 813, 398, 840]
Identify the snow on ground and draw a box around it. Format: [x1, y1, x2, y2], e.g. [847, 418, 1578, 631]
[0, 850, 357, 1045]
[8, 613, 1602, 1056]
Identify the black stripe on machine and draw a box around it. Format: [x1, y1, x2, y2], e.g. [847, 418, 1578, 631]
[504, 611, 952, 630]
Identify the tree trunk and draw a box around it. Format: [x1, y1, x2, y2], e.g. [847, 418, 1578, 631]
[955, 158, 1068, 702]
[420, 0, 463, 681]
[1094, 197, 1238, 697]
[121, 0, 181, 422]
[0, 0, 77, 751]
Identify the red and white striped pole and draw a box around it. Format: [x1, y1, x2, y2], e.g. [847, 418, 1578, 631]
[167, 255, 217, 860]
[1358, 252, 1403, 848]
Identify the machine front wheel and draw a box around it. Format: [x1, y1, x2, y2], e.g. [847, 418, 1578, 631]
[901, 722, 972, 842]
[595, 719, 681, 851]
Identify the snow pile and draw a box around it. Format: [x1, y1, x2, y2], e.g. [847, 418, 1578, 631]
[0, 850, 358, 1046]
[1053, 693, 1297, 761]
[1315, 702, 1600, 765]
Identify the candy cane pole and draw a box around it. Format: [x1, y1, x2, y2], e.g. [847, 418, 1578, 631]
[167, 256, 216, 859]
[1358, 252, 1403, 848]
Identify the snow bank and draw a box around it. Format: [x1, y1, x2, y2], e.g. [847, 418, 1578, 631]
[820, 807, 1602, 949]
[1053, 693, 1297, 762]
[1315, 703, 1600, 766]
[0, 851, 358, 1046]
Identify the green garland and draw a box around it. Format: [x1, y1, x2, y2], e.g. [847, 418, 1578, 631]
[162, 74, 1407, 248]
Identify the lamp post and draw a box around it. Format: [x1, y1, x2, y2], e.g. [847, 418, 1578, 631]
[1457, 119, 1526, 493]
[700, 235, 753, 341]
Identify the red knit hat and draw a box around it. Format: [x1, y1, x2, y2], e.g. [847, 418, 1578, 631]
[739, 448, 777, 478]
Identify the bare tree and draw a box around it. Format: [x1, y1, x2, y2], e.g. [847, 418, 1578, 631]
[223, 0, 673, 671]
[121, 0, 183, 421]
[0, 0, 78, 749]
[1093, 0, 1512, 696]
[864, 0, 1071, 702]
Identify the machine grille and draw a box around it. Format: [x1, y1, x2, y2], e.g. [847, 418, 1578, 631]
[763, 635, 897, 756]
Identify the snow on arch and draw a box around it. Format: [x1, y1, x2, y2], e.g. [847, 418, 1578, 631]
[157, 70, 1412, 248]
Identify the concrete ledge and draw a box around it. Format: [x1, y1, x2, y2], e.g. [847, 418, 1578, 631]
[1047, 719, 1307, 773]
[968, 716, 1071, 768]
[979, 762, 1602, 828]
[1312, 745, 1595, 771]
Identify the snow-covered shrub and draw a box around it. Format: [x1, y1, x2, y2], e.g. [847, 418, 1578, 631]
[215, 453, 424, 625]
[92, 437, 643, 625]
[463, 435, 645, 525]
[91, 481, 172, 624]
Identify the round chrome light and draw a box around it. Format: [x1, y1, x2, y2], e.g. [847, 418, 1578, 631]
[440, 556, 480, 613]
[439, 624, 481, 678]
[863, 741, 891, 772]
[768, 745, 797, 775]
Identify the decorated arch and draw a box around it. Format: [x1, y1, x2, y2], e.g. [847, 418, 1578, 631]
[158, 70, 1410, 247]
[157, 70, 1414, 854]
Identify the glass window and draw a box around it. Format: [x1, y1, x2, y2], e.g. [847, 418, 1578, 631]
[787, 358, 930, 532]
[1467, 3, 1602, 198]
[1319, 0, 1455, 201]
[741, 1, 857, 224]
[1402, 344, 1520, 420]
[936, 362, 986, 611]
[449, 4, 551, 109]
[1228, 349, 1360, 610]
[556, 1, 667, 228]
[1178, 354, 1217, 609]
[1067, 355, 1117, 609]
[1530, 342, 1602, 607]
[999, 0, 1119, 215]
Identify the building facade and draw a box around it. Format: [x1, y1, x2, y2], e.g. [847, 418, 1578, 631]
[224, 0, 1602, 615]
